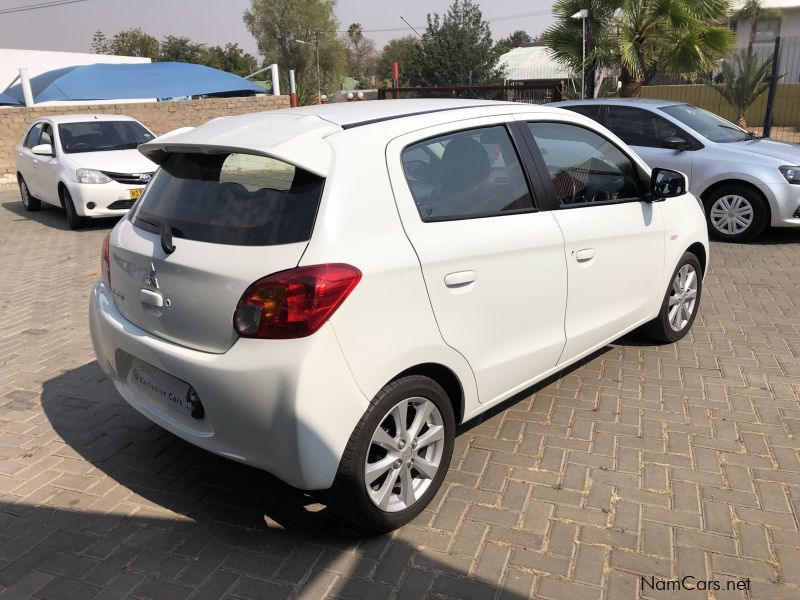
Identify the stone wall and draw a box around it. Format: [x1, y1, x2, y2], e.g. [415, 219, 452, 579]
[0, 95, 290, 186]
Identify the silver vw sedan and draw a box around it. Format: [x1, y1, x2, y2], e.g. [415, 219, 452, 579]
[555, 99, 800, 242]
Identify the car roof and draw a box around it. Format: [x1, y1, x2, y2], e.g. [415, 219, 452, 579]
[553, 98, 687, 110]
[139, 99, 564, 176]
[32, 114, 143, 125]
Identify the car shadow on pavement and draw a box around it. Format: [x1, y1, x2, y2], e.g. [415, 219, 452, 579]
[35, 361, 536, 598]
[749, 227, 800, 245]
[1, 200, 120, 231]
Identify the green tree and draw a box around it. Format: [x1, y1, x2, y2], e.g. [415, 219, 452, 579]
[243, 0, 347, 101]
[543, 0, 733, 97]
[159, 35, 204, 63]
[202, 43, 257, 77]
[375, 36, 420, 85]
[410, 0, 505, 87]
[107, 28, 160, 59]
[343, 23, 377, 84]
[731, 0, 784, 54]
[714, 49, 778, 128]
[91, 30, 109, 54]
[494, 30, 534, 56]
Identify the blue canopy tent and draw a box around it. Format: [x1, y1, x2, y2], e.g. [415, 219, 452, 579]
[3, 62, 265, 104]
[0, 92, 21, 106]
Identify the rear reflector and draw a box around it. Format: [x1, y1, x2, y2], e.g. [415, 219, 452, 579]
[233, 264, 362, 339]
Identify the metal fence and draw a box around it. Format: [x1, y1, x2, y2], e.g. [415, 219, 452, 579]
[377, 82, 563, 104]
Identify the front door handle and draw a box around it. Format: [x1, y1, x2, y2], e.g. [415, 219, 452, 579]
[444, 270, 477, 287]
[575, 248, 595, 262]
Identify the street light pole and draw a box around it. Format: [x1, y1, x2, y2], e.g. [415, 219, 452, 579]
[571, 9, 589, 99]
[292, 32, 322, 103]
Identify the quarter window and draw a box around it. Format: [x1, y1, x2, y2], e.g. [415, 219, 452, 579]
[528, 122, 641, 206]
[605, 106, 680, 148]
[402, 126, 534, 221]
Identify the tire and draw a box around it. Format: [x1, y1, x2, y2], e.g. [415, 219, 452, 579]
[642, 251, 703, 343]
[330, 375, 455, 533]
[704, 184, 768, 242]
[61, 187, 85, 230]
[18, 176, 40, 212]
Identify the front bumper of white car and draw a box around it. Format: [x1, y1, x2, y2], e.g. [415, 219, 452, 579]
[65, 181, 147, 218]
[88, 281, 369, 490]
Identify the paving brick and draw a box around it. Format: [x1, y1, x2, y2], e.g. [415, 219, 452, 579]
[0, 188, 798, 599]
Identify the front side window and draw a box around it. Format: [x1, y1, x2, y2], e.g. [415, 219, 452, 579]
[401, 125, 534, 221]
[528, 122, 641, 206]
[58, 121, 154, 154]
[605, 105, 680, 148]
[563, 104, 602, 122]
[132, 152, 323, 246]
[24, 123, 43, 148]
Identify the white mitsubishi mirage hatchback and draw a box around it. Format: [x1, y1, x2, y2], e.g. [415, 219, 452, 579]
[89, 99, 709, 532]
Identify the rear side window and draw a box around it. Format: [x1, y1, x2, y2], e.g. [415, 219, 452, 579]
[401, 125, 534, 222]
[563, 104, 602, 122]
[133, 152, 323, 246]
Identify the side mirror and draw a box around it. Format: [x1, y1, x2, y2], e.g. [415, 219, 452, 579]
[32, 143, 53, 156]
[662, 136, 688, 151]
[650, 167, 687, 202]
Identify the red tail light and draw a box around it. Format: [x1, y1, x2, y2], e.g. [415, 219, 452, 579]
[234, 264, 362, 339]
[101, 231, 111, 286]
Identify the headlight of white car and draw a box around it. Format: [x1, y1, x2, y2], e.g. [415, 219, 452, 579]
[76, 169, 112, 184]
[778, 165, 800, 184]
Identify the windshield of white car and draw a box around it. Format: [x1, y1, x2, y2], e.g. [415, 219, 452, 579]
[58, 121, 155, 154]
[661, 104, 753, 143]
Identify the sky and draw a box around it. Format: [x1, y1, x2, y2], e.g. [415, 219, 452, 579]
[0, 0, 557, 56]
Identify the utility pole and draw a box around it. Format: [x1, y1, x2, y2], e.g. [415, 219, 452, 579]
[313, 29, 321, 103]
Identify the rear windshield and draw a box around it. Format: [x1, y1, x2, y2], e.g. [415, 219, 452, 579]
[132, 152, 324, 246]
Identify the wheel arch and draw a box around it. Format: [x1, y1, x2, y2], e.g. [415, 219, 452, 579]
[57, 181, 68, 208]
[699, 179, 772, 223]
[686, 242, 707, 276]
[392, 363, 464, 424]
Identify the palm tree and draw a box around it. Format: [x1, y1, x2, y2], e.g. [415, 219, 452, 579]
[714, 49, 778, 128]
[543, 0, 733, 97]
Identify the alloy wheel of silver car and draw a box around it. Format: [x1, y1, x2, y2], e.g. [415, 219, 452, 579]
[364, 396, 445, 512]
[668, 264, 698, 332]
[709, 194, 754, 235]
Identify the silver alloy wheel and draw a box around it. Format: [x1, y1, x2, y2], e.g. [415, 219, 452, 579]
[20, 181, 30, 208]
[710, 194, 754, 235]
[668, 264, 698, 332]
[364, 396, 445, 512]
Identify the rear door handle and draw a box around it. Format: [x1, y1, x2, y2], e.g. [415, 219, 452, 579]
[140, 288, 164, 308]
[444, 270, 477, 287]
[575, 248, 595, 262]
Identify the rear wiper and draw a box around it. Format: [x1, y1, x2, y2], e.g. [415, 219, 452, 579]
[135, 215, 176, 254]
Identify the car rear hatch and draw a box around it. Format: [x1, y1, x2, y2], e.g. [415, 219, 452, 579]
[108, 136, 331, 353]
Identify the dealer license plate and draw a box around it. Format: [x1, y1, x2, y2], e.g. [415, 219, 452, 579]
[128, 359, 195, 417]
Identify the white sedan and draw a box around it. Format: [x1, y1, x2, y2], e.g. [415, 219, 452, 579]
[89, 99, 709, 531]
[16, 114, 158, 229]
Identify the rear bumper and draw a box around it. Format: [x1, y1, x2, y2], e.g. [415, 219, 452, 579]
[66, 182, 145, 218]
[88, 281, 368, 490]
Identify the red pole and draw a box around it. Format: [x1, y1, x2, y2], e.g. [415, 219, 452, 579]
[392, 62, 400, 99]
[289, 69, 298, 107]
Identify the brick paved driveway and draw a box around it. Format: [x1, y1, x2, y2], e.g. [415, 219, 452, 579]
[1, 186, 799, 600]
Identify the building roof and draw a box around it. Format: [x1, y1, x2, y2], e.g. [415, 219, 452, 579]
[498, 46, 574, 82]
[3, 62, 265, 105]
[731, 0, 800, 9]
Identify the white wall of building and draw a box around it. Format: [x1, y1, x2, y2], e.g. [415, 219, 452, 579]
[0, 48, 150, 91]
